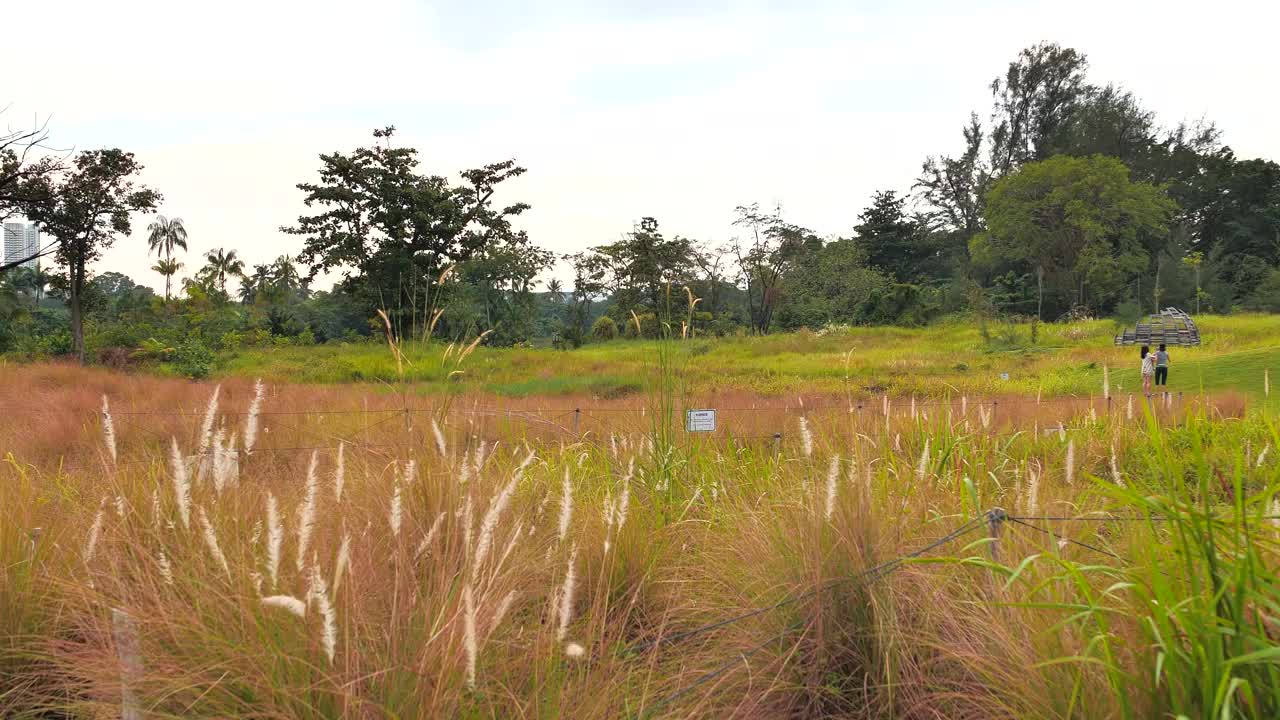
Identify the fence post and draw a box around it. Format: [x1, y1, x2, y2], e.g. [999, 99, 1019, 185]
[772, 432, 782, 461]
[984, 507, 1007, 563]
[112, 608, 143, 720]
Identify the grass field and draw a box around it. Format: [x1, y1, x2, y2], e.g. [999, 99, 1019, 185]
[216, 314, 1280, 401]
[3, 317, 1280, 718]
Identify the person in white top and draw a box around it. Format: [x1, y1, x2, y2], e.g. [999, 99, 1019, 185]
[1140, 345, 1155, 396]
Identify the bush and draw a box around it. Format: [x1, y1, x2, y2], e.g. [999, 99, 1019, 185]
[590, 316, 618, 341]
[173, 340, 214, 379]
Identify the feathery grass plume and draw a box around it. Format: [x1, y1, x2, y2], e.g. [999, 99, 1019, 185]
[243, 378, 266, 455]
[157, 549, 174, 585]
[1110, 443, 1123, 487]
[84, 499, 106, 564]
[798, 416, 813, 457]
[404, 458, 417, 484]
[1065, 440, 1076, 486]
[197, 384, 221, 458]
[1266, 368, 1271, 398]
[473, 475, 518, 573]
[463, 583, 478, 688]
[389, 480, 402, 538]
[309, 563, 337, 664]
[198, 506, 231, 578]
[461, 494, 474, 555]
[910, 395, 917, 419]
[979, 405, 992, 429]
[474, 440, 491, 474]
[824, 455, 840, 521]
[261, 595, 306, 618]
[333, 532, 352, 594]
[114, 495, 126, 518]
[1127, 394, 1134, 421]
[100, 395, 117, 464]
[1271, 498, 1280, 532]
[333, 442, 345, 501]
[961, 395, 968, 417]
[492, 520, 524, 576]
[882, 394, 889, 417]
[564, 642, 585, 658]
[916, 439, 930, 483]
[1258, 444, 1270, 468]
[296, 451, 320, 572]
[415, 512, 446, 560]
[151, 488, 162, 526]
[615, 459, 633, 531]
[1103, 364, 1110, 399]
[557, 468, 573, 544]
[556, 544, 579, 641]
[459, 448, 472, 485]
[1057, 425, 1066, 442]
[489, 590, 517, 639]
[266, 493, 283, 590]
[431, 419, 448, 458]
[170, 437, 191, 529]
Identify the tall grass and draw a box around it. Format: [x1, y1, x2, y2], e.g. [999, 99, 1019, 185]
[1, 367, 1278, 717]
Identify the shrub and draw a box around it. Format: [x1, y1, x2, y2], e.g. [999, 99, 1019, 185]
[173, 340, 214, 379]
[590, 316, 618, 341]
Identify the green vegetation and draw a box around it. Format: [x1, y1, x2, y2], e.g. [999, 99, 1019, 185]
[215, 314, 1280, 400]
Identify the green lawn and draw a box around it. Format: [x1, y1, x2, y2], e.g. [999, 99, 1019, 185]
[217, 314, 1280, 400]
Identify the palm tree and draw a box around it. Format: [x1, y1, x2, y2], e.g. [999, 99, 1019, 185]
[240, 264, 273, 304]
[146, 215, 188, 300]
[203, 247, 245, 297]
[150, 258, 183, 297]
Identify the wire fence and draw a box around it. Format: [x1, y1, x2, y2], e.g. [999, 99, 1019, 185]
[639, 505, 1280, 713]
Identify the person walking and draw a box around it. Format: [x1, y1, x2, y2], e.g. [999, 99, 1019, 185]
[1140, 345, 1155, 397]
[1154, 343, 1170, 390]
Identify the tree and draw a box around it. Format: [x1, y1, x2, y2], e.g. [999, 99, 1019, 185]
[582, 217, 695, 322]
[146, 215, 188, 300]
[916, 113, 990, 251]
[730, 203, 812, 334]
[202, 247, 245, 297]
[982, 155, 1175, 319]
[1181, 250, 1205, 314]
[988, 42, 1090, 175]
[150, 258, 183, 296]
[285, 127, 530, 333]
[0, 119, 63, 274]
[852, 190, 932, 281]
[26, 149, 160, 361]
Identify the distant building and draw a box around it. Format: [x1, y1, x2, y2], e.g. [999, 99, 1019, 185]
[3, 221, 41, 270]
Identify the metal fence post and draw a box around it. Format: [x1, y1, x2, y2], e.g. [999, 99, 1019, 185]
[985, 507, 1007, 563]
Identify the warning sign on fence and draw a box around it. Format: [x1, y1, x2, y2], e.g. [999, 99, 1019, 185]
[685, 409, 716, 432]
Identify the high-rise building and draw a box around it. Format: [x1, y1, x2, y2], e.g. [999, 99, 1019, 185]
[3, 221, 41, 270]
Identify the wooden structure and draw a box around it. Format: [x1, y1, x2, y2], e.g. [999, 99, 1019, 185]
[1114, 307, 1201, 346]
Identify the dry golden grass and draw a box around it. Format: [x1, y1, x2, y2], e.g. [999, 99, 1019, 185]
[1, 362, 1276, 718]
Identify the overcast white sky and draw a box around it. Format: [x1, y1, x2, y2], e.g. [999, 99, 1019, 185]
[6, 0, 1278, 293]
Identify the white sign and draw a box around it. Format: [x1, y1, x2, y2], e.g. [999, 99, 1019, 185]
[1000, 372, 1010, 381]
[685, 409, 716, 432]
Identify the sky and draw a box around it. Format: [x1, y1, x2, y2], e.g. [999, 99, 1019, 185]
[5, 0, 1278, 294]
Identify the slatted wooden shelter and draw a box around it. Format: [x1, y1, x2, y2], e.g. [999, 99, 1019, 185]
[1113, 307, 1201, 346]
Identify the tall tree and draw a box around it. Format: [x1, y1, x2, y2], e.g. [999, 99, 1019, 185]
[285, 127, 530, 332]
[988, 42, 1090, 175]
[26, 149, 160, 361]
[202, 247, 245, 297]
[730, 203, 811, 334]
[146, 215, 188, 300]
[981, 154, 1175, 318]
[583, 217, 695, 322]
[852, 190, 932, 281]
[150, 258, 183, 297]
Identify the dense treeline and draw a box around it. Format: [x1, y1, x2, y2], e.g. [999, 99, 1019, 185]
[3, 43, 1279, 368]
